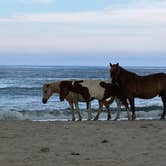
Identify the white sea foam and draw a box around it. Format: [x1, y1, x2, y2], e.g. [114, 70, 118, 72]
[0, 108, 162, 121]
[0, 111, 25, 120]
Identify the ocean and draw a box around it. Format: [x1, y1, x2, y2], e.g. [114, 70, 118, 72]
[0, 65, 165, 121]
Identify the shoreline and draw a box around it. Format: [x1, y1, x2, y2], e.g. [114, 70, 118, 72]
[0, 108, 163, 121]
[0, 120, 165, 166]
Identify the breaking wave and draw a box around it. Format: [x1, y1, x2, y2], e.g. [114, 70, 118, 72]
[0, 105, 163, 121]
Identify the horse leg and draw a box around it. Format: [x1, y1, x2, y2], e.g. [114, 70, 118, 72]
[94, 100, 103, 120]
[114, 98, 121, 121]
[160, 93, 166, 120]
[105, 104, 111, 120]
[69, 102, 75, 121]
[123, 99, 131, 120]
[86, 101, 92, 120]
[103, 97, 115, 120]
[128, 97, 136, 120]
[126, 107, 131, 120]
[75, 102, 82, 121]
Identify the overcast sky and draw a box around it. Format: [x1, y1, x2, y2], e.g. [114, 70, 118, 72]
[0, 0, 166, 66]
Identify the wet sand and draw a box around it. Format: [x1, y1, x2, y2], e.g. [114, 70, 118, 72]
[0, 120, 165, 166]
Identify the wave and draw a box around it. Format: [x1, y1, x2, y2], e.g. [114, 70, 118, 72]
[0, 111, 25, 120]
[0, 109, 72, 121]
[118, 105, 163, 112]
[0, 105, 163, 121]
[0, 87, 42, 96]
[0, 86, 41, 90]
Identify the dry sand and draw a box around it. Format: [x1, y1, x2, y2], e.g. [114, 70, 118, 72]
[0, 120, 165, 166]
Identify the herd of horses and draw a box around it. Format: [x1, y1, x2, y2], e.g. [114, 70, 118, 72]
[42, 63, 166, 121]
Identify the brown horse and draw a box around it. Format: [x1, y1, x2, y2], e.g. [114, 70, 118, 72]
[110, 63, 166, 120]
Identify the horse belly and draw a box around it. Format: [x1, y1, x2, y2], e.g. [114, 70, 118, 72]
[66, 92, 85, 102]
[136, 81, 161, 99]
[80, 80, 105, 100]
[88, 85, 106, 100]
[136, 92, 158, 99]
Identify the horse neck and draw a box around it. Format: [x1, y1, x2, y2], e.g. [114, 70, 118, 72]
[50, 82, 60, 93]
[118, 67, 137, 84]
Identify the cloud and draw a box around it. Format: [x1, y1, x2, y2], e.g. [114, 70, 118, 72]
[20, 0, 54, 5]
[104, 0, 166, 10]
[0, 0, 166, 54]
[0, 5, 166, 28]
[32, 0, 53, 3]
[0, 0, 166, 26]
[0, 32, 166, 54]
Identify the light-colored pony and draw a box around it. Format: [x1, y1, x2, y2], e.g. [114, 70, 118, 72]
[42, 81, 111, 121]
[42, 80, 131, 121]
[42, 81, 86, 121]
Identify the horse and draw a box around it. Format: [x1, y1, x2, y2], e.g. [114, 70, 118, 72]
[59, 80, 131, 121]
[42, 80, 126, 121]
[42, 81, 82, 121]
[110, 63, 166, 120]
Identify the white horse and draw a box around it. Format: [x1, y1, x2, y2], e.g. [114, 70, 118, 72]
[46, 80, 130, 120]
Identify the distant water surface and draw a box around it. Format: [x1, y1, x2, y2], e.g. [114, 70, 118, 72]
[0, 65, 165, 121]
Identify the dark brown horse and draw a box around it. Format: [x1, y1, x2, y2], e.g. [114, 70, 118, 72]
[110, 63, 166, 120]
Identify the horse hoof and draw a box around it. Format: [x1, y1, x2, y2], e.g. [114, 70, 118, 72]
[127, 116, 132, 121]
[93, 117, 98, 121]
[107, 115, 111, 120]
[132, 115, 136, 120]
[160, 116, 165, 120]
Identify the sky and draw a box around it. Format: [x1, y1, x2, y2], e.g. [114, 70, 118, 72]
[0, 0, 166, 66]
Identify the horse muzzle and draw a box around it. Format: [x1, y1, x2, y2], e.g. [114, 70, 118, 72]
[42, 98, 47, 104]
[59, 96, 65, 101]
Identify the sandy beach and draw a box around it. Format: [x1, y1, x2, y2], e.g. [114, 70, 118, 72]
[0, 120, 165, 166]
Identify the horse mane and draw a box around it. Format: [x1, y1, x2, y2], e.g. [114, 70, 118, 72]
[60, 81, 73, 88]
[119, 66, 166, 78]
[115, 66, 138, 85]
[119, 66, 137, 76]
[60, 80, 84, 92]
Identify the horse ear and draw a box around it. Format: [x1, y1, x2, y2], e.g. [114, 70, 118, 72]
[46, 84, 50, 88]
[116, 63, 119, 67]
[110, 63, 112, 67]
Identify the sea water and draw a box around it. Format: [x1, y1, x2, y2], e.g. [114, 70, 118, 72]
[0, 65, 165, 121]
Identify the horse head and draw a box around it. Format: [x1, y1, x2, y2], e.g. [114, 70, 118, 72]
[100, 81, 120, 98]
[42, 83, 53, 104]
[110, 63, 120, 83]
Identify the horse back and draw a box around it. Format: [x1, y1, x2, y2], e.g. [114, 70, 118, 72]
[138, 73, 166, 87]
[125, 73, 166, 98]
[79, 80, 110, 99]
